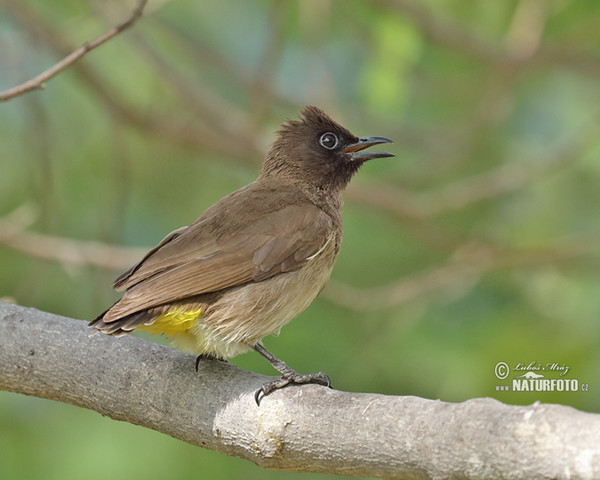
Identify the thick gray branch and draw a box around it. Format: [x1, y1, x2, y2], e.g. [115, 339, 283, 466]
[0, 302, 598, 479]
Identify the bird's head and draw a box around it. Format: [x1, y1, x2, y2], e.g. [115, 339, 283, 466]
[261, 106, 394, 191]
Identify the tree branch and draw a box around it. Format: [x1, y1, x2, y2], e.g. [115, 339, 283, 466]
[1, 302, 599, 479]
[0, 0, 148, 102]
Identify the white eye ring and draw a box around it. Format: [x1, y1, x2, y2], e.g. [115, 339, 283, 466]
[319, 132, 339, 150]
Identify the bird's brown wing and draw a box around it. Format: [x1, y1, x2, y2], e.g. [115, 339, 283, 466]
[101, 203, 334, 323]
[112, 225, 190, 290]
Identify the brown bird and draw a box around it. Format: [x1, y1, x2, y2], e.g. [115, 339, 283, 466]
[90, 106, 394, 402]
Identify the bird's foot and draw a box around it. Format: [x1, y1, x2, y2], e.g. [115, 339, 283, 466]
[254, 370, 331, 405]
[195, 354, 228, 372]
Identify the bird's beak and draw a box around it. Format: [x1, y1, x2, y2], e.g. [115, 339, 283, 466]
[342, 136, 394, 161]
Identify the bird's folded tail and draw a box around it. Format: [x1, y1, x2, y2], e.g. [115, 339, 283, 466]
[89, 307, 151, 337]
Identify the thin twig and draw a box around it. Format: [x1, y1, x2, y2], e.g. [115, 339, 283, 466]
[2, 0, 263, 162]
[0, 0, 148, 102]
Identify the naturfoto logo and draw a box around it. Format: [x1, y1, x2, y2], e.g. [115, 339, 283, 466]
[494, 361, 589, 393]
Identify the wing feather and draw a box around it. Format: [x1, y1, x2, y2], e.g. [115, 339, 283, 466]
[102, 197, 333, 323]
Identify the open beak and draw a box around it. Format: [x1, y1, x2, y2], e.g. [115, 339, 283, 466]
[342, 136, 394, 161]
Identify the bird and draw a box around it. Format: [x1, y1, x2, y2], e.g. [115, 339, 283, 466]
[90, 106, 394, 403]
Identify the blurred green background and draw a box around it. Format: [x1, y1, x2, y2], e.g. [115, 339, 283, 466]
[1, 0, 600, 478]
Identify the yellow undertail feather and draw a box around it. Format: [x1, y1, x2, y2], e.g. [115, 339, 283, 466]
[136, 307, 203, 338]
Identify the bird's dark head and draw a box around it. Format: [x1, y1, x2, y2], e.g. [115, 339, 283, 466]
[261, 106, 394, 192]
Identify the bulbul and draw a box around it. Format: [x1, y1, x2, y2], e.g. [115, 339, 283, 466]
[90, 106, 394, 402]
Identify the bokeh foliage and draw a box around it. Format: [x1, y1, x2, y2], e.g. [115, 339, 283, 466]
[1, 0, 600, 479]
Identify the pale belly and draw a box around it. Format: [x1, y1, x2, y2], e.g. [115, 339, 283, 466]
[169, 240, 337, 358]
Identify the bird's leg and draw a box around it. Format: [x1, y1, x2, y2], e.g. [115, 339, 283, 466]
[252, 343, 331, 404]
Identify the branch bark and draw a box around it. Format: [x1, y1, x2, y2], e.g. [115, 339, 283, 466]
[0, 0, 148, 102]
[1, 302, 599, 479]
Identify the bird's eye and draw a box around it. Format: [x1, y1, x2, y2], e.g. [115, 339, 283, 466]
[319, 132, 338, 150]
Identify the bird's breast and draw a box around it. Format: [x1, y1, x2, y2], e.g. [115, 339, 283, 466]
[187, 231, 340, 356]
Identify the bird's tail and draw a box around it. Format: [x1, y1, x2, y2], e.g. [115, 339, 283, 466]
[88, 303, 151, 337]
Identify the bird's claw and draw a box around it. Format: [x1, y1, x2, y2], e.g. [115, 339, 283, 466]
[195, 354, 227, 372]
[254, 371, 331, 405]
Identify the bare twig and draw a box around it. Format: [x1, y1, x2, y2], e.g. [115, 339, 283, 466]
[2, 0, 264, 162]
[0, 0, 148, 102]
[1, 302, 599, 479]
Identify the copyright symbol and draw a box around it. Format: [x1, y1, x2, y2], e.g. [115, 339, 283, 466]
[495, 362, 509, 380]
